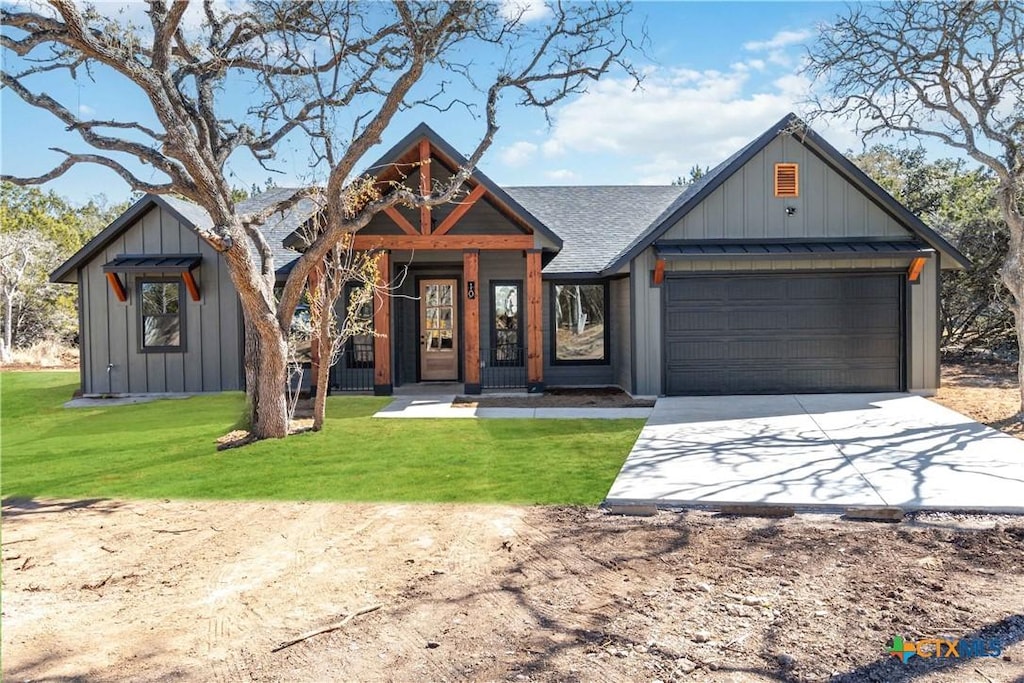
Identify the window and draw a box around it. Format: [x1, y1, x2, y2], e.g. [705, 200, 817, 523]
[774, 162, 799, 197]
[345, 283, 375, 368]
[139, 279, 184, 352]
[551, 282, 608, 364]
[491, 281, 522, 365]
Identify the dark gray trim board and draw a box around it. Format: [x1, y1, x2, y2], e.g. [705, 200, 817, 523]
[655, 241, 934, 260]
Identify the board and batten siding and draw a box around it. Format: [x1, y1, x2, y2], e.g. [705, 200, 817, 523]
[78, 205, 243, 395]
[631, 248, 940, 395]
[663, 135, 912, 241]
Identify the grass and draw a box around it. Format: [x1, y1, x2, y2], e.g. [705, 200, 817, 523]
[0, 371, 643, 505]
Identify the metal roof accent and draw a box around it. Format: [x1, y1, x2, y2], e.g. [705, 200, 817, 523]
[102, 254, 203, 273]
[654, 240, 935, 260]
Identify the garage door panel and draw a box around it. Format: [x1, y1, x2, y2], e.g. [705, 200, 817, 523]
[663, 273, 902, 394]
[727, 278, 788, 300]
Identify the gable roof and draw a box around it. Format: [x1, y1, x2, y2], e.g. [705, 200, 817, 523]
[505, 186, 684, 275]
[604, 112, 970, 273]
[49, 191, 315, 284]
[235, 188, 319, 273]
[358, 123, 564, 250]
[51, 194, 217, 284]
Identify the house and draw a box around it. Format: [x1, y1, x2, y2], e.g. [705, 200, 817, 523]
[50, 113, 968, 398]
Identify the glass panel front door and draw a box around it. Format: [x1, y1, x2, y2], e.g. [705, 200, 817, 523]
[420, 279, 459, 380]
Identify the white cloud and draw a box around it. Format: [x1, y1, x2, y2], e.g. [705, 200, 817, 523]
[498, 0, 551, 23]
[544, 169, 578, 182]
[78, 104, 95, 116]
[743, 29, 812, 52]
[509, 61, 862, 185]
[499, 141, 539, 167]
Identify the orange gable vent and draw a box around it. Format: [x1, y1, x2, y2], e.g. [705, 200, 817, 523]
[774, 163, 799, 198]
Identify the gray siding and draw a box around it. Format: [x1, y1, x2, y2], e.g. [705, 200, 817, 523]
[611, 277, 632, 393]
[908, 256, 940, 394]
[78, 205, 243, 394]
[663, 135, 913, 241]
[632, 249, 662, 395]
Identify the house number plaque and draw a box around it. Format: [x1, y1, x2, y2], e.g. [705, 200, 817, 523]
[467, 281, 476, 299]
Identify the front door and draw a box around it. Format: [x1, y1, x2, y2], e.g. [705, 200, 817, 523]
[420, 279, 459, 381]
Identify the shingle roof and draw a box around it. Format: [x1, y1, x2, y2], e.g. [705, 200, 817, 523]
[236, 187, 319, 272]
[505, 186, 684, 274]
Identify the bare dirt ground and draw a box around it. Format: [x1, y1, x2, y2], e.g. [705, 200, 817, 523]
[933, 362, 1022, 439]
[3, 498, 1023, 682]
[454, 387, 656, 409]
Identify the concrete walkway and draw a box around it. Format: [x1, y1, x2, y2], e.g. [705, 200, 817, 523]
[373, 395, 652, 420]
[606, 393, 1024, 513]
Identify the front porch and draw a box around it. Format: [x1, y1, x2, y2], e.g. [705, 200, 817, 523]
[310, 129, 556, 398]
[323, 247, 544, 396]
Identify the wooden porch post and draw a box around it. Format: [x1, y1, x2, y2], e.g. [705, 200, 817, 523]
[373, 250, 392, 395]
[463, 250, 481, 394]
[526, 249, 544, 392]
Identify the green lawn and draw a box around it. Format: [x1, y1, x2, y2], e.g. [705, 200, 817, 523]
[0, 371, 642, 504]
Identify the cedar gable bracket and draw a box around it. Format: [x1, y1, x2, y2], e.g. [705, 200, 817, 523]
[106, 272, 128, 302]
[907, 256, 927, 284]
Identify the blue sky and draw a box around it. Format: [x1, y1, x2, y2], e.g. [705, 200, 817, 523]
[1, 1, 896, 205]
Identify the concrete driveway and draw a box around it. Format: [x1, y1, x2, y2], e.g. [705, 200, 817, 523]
[605, 393, 1024, 513]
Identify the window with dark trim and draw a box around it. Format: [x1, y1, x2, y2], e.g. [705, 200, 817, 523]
[491, 280, 522, 366]
[550, 281, 609, 364]
[138, 278, 184, 352]
[345, 283, 375, 369]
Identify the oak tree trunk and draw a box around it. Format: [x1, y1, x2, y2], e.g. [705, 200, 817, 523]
[998, 208, 1024, 412]
[243, 315, 289, 439]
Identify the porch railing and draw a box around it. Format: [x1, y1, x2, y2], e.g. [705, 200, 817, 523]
[480, 345, 526, 390]
[330, 339, 375, 392]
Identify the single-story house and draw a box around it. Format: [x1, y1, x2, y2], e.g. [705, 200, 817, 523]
[51, 113, 968, 398]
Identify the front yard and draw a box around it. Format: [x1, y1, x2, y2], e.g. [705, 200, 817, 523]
[0, 371, 643, 505]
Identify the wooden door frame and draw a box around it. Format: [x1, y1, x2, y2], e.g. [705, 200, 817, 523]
[412, 272, 463, 383]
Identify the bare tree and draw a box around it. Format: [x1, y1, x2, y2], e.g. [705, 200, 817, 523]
[803, 0, 1024, 405]
[1, 0, 638, 438]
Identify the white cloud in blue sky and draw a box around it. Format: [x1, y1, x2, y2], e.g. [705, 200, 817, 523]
[0, 2, 889, 201]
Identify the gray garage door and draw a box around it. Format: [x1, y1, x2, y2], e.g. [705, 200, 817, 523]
[663, 273, 903, 394]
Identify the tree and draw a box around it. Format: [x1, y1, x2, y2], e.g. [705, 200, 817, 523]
[805, 0, 1024, 407]
[851, 145, 1014, 355]
[670, 164, 710, 186]
[0, 182, 124, 356]
[1, 1, 637, 438]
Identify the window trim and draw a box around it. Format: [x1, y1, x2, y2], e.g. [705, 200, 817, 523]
[137, 276, 186, 353]
[344, 282, 375, 369]
[490, 279, 523, 366]
[549, 280, 610, 366]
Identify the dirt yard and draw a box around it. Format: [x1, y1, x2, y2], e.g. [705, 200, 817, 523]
[3, 499, 1022, 682]
[933, 362, 1022, 438]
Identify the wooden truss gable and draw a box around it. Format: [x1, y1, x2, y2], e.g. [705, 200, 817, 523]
[356, 135, 539, 251]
